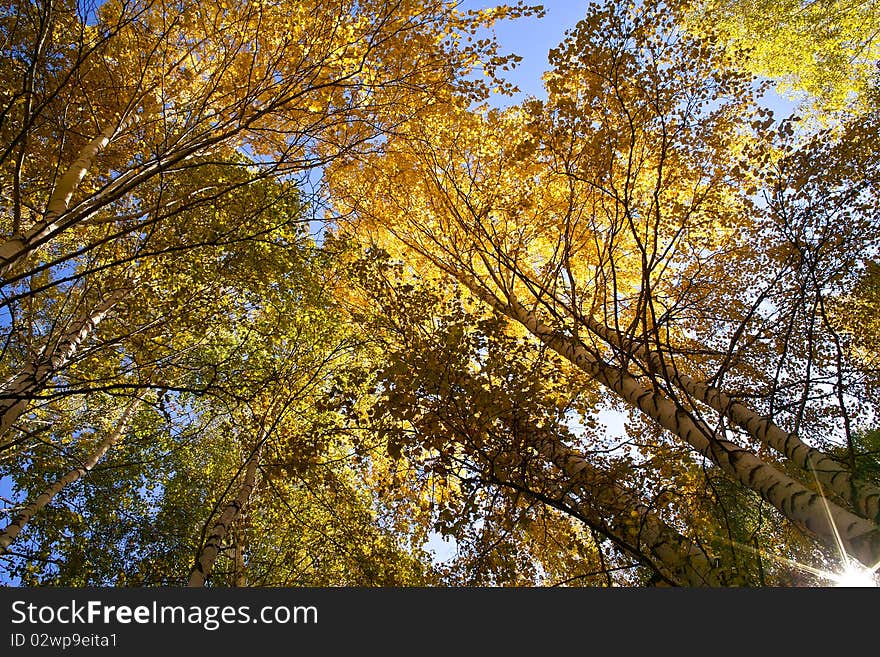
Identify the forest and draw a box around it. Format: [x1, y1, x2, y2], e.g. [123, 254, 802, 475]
[0, 0, 878, 587]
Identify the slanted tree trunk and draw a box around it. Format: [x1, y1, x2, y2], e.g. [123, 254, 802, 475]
[491, 425, 727, 586]
[0, 98, 157, 280]
[188, 446, 261, 587]
[0, 395, 141, 553]
[232, 516, 248, 587]
[0, 291, 126, 449]
[460, 279, 880, 567]
[575, 311, 880, 523]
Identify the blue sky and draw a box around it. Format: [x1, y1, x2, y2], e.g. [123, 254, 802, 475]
[460, 0, 799, 118]
[460, 1, 587, 104]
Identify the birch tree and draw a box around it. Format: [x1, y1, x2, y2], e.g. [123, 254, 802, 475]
[352, 265, 731, 585]
[0, 394, 142, 553]
[329, 0, 880, 576]
[0, 0, 532, 452]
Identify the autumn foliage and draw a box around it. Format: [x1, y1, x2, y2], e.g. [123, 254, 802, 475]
[0, 0, 878, 586]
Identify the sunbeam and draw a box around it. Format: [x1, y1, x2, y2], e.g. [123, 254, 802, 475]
[720, 464, 880, 586]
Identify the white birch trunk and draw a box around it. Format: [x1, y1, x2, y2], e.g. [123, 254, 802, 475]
[188, 447, 261, 587]
[507, 429, 726, 586]
[0, 396, 141, 553]
[464, 283, 880, 567]
[0, 100, 157, 279]
[0, 292, 125, 447]
[579, 314, 880, 523]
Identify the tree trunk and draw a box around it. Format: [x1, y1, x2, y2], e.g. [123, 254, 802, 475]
[493, 425, 727, 586]
[578, 312, 880, 523]
[188, 446, 261, 587]
[0, 291, 125, 449]
[233, 517, 248, 587]
[0, 396, 141, 553]
[0, 99, 157, 280]
[465, 282, 880, 567]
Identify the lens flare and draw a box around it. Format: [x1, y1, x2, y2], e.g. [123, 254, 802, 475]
[831, 562, 879, 588]
[722, 463, 880, 586]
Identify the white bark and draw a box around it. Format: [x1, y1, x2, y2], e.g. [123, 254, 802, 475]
[0, 292, 125, 447]
[464, 282, 880, 567]
[515, 431, 725, 586]
[578, 314, 880, 523]
[188, 446, 261, 587]
[0, 396, 142, 553]
[0, 99, 157, 279]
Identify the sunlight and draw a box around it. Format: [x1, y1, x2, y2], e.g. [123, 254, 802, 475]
[809, 464, 879, 587]
[829, 562, 879, 588]
[721, 462, 880, 586]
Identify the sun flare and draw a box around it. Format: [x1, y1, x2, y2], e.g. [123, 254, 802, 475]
[830, 563, 879, 588]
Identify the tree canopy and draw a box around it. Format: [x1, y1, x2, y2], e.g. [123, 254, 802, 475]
[683, 0, 880, 116]
[1, 0, 878, 587]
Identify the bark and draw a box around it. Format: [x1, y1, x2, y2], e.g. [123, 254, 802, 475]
[0, 291, 125, 449]
[465, 282, 880, 567]
[495, 427, 726, 586]
[578, 313, 880, 523]
[0, 99, 157, 280]
[0, 396, 141, 553]
[233, 518, 248, 587]
[188, 446, 261, 587]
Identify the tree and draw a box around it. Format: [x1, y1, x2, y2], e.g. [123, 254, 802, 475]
[683, 0, 880, 115]
[4, 0, 877, 588]
[835, 260, 880, 391]
[328, 0, 880, 578]
[0, 0, 530, 444]
[2, 219, 435, 585]
[348, 255, 731, 585]
[1, 0, 537, 584]
[0, 394, 141, 553]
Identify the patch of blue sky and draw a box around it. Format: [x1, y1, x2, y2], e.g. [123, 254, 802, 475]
[459, 0, 801, 121]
